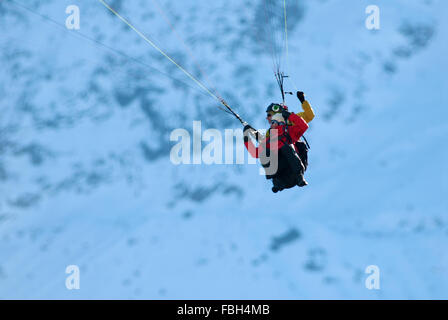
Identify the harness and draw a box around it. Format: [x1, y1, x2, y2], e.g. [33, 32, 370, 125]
[267, 125, 293, 149]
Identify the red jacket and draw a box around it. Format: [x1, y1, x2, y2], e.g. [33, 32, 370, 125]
[244, 113, 309, 158]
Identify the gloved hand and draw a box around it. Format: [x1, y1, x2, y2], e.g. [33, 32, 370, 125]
[244, 124, 260, 142]
[297, 91, 305, 103]
[243, 124, 254, 132]
[243, 124, 254, 142]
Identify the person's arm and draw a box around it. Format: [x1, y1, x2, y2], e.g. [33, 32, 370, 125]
[297, 100, 315, 123]
[246, 125, 262, 142]
[244, 125, 261, 158]
[285, 112, 309, 140]
[296, 91, 315, 123]
[244, 139, 260, 158]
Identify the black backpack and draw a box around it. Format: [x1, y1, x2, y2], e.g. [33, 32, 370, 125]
[294, 140, 309, 171]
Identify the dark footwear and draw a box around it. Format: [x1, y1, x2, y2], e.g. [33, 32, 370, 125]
[297, 174, 308, 187]
[272, 186, 285, 193]
[298, 179, 308, 187]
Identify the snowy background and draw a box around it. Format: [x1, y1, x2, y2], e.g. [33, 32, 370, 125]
[0, 0, 447, 299]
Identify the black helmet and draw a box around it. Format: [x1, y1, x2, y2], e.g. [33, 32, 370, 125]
[266, 103, 283, 115]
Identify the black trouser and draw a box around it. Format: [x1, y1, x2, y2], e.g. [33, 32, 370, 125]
[280, 144, 305, 177]
[267, 144, 305, 190]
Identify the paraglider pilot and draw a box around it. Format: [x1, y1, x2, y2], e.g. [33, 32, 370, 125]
[243, 91, 315, 193]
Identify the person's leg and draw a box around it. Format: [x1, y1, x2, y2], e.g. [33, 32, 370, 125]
[280, 144, 308, 187]
[271, 177, 283, 193]
[271, 153, 291, 192]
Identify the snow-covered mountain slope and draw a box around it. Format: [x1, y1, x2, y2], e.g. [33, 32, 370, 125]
[0, 0, 447, 298]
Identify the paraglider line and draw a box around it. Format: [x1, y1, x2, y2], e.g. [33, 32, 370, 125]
[98, 0, 248, 125]
[98, 0, 219, 102]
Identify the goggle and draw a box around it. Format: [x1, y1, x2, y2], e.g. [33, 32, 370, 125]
[266, 103, 283, 114]
[271, 120, 283, 125]
[271, 104, 282, 112]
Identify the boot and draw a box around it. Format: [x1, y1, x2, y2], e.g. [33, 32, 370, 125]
[297, 173, 308, 187]
[272, 186, 284, 193]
